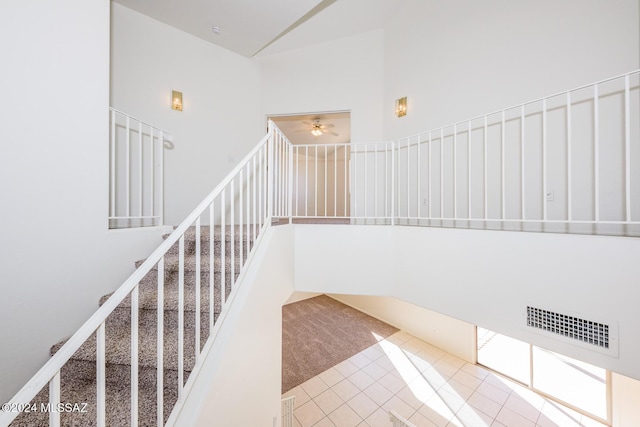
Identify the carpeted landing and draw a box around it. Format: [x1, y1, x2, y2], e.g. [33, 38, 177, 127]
[282, 295, 399, 394]
[9, 226, 252, 427]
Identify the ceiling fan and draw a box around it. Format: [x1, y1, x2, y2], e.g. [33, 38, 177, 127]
[297, 119, 338, 137]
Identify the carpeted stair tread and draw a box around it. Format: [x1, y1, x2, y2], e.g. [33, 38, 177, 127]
[50, 305, 209, 372]
[105, 306, 221, 335]
[12, 225, 249, 427]
[134, 251, 243, 273]
[179, 225, 256, 240]
[165, 237, 252, 258]
[106, 305, 217, 337]
[9, 360, 183, 427]
[99, 271, 236, 312]
[164, 226, 257, 257]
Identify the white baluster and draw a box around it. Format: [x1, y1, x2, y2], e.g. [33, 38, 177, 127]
[239, 172, 243, 270]
[139, 121, 143, 218]
[594, 83, 600, 221]
[126, 116, 131, 219]
[345, 146, 348, 217]
[354, 145, 358, 218]
[315, 146, 318, 217]
[231, 179, 235, 291]
[501, 111, 506, 220]
[335, 145, 339, 217]
[157, 256, 164, 427]
[149, 127, 154, 224]
[417, 137, 421, 219]
[131, 284, 139, 426]
[407, 140, 410, 218]
[567, 92, 573, 222]
[521, 105, 526, 221]
[195, 217, 201, 363]
[178, 235, 184, 400]
[209, 203, 214, 332]
[440, 128, 444, 220]
[365, 144, 369, 218]
[625, 74, 631, 221]
[110, 110, 115, 219]
[467, 121, 471, 219]
[49, 371, 60, 427]
[484, 116, 488, 221]
[454, 125, 457, 219]
[373, 143, 377, 218]
[246, 164, 251, 250]
[324, 145, 328, 217]
[305, 146, 309, 216]
[96, 323, 106, 427]
[221, 189, 226, 304]
[542, 98, 547, 221]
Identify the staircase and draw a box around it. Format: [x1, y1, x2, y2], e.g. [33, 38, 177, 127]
[4, 69, 639, 426]
[9, 227, 252, 427]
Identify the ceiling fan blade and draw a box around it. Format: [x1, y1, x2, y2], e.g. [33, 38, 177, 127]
[302, 121, 314, 126]
[320, 129, 339, 136]
[321, 123, 335, 129]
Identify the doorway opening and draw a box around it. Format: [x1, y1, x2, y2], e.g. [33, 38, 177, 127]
[477, 327, 610, 423]
[269, 112, 351, 218]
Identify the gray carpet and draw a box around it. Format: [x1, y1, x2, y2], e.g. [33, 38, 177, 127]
[282, 295, 399, 394]
[9, 226, 254, 427]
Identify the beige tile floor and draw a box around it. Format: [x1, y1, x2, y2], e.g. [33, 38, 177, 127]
[282, 331, 607, 427]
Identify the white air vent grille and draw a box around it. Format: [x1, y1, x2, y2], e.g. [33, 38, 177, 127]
[526, 306, 609, 349]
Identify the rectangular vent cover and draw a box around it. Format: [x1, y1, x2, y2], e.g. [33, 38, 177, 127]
[526, 306, 609, 349]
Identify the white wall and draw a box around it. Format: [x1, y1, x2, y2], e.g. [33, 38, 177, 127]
[380, 0, 640, 236]
[294, 225, 394, 296]
[285, 291, 322, 304]
[293, 225, 640, 382]
[612, 372, 640, 427]
[260, 30, 385, 144]
[170, 223, 640, 426]
[383, 0, 640, 140]
[0, 0, 165, 403]
[174, 225, 294, 427]
[329, 294, 476, 363]
[110, 3, 263, 225]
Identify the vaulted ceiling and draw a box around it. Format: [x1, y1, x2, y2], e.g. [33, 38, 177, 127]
[113, 0, 406, 57]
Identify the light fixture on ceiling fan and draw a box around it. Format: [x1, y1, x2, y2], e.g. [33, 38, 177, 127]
[297, 119, 339, 137]
[311, 123, 323, 136]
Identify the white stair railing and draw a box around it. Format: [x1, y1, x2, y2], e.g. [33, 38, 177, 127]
[280, 70, 640, 236]
[109, 107, 172, 229]
[0, 121, 275, 427]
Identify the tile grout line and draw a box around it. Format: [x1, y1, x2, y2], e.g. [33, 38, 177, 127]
[288, 331, 607, 427]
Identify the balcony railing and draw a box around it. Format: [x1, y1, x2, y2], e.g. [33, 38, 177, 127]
[109, 108, 173, 229]
[279, 70, 640, 236]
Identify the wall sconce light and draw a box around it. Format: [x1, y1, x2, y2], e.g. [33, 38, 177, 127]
[171, 90, 183, 111]
[395, 97, 407, 117]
